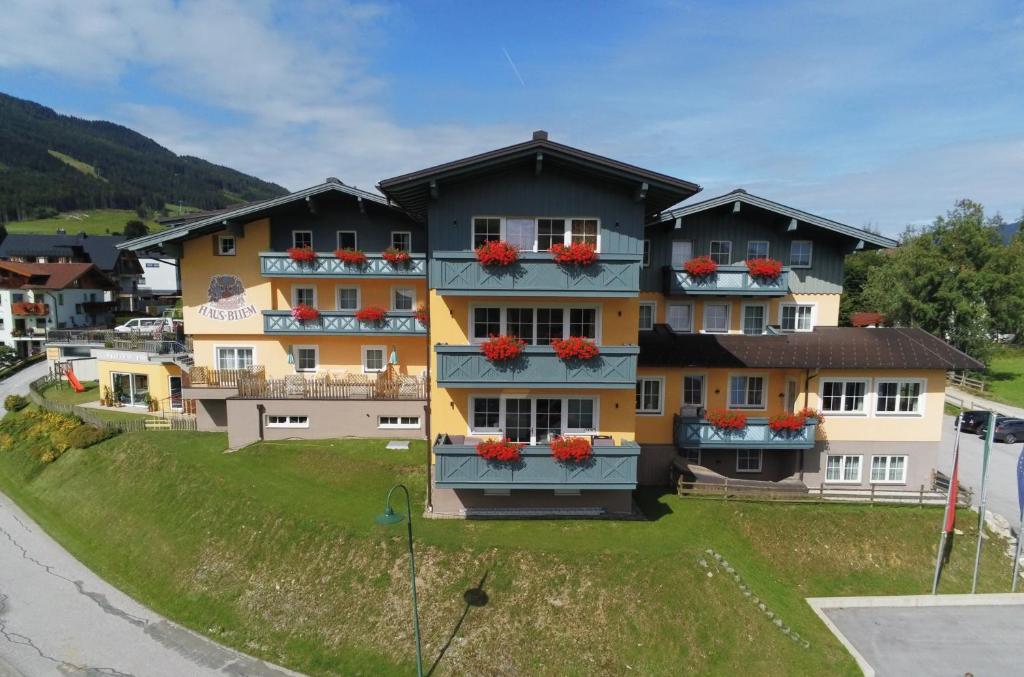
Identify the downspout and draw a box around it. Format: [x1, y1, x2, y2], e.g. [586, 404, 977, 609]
[799, 368, 820, 481]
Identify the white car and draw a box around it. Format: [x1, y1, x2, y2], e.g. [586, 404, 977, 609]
[113, 318, 181, 334]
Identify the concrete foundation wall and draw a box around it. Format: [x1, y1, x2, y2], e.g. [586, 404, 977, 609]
[224, 398, 427, 448]
[637, 445, 678, 486]
[431, 487, 634, 517]
[196, 400, 228, 431]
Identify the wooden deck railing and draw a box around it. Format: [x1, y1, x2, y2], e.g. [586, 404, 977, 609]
[235, 372, 428, 400]
[184, 366, 266, 388]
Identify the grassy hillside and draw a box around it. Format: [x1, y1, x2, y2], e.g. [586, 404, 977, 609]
[4, 208, 163, 236]
[0, 409, 1014, 676]
[983, 346, 1024, 409]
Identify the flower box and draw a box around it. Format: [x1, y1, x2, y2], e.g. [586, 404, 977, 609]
[705, 408, 747, 430]
[287, 247, 317, 263]
[550, 336, 600, 360]
[475, 240, 520, 266]
[550, 242, 599, 266]
[414, 305, 429, 325]
[768, 413, 806, 433]
[797, 407, 825, 425]
[382, 248, 412, 266]
[480, 335, 526, 362]
[745, 257, 783, 279]
[291, 304, 320, 322]
[355, 305, 388, 323]
[476, 438, 524, 463]
[334, 248, 368, 266]
[550, 436, 593, 462]
[683, 256, 718, 277]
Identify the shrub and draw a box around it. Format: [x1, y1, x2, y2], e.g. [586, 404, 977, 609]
[65, 423, 117, 449]
[291, 304, 320, 322]
[480, 335, 526, 362]
[382, 248, 412, 266]
[704, 408, 747, 430]
[287, 246, 317, 263]
[745, 258, 783, 279]
[550, 436, 593, 462]
[683, 256, 718, 277]
[355, 305, 388, 323]
[334, 248, 368, 266]
[551, 336, 600, 360]
[4, 394, 28, 412]
[476, 438, 524, 462]
[475, 241, 520, 266]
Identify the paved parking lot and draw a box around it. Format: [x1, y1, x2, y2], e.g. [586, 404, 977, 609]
[809, 594, 1024, 677]
[941, 415, 1023, 524]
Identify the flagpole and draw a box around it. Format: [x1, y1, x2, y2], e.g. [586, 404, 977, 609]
[1012, 448, 1024, 592]
[971, 411, 996, 594]
[932, 413, 962, 594]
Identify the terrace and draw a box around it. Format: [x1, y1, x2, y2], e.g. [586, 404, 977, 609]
[430, 251, 641, 296]
[435, 344, 638, 388]
[259, 251, 426, 278]
[665, 264, 790, 296]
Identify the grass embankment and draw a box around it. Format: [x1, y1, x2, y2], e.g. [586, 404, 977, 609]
[0, 410, 1013, 676]
[38, 380, 157, 422]
[983, 346, 1024, 409]
[4, 209, 163, 236]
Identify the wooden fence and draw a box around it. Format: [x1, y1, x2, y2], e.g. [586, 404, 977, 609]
[947, 371, 986, 392]
[677, 479, 972, 507]
[28, 375, 197, 432]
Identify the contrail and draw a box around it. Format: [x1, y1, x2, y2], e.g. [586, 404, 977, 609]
[502, 46, 526, 86]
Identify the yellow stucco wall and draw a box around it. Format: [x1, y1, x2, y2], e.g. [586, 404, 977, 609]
[638, 292, 840, 330]
[635, 367, 946, 445]
[96, 359, 181, 412]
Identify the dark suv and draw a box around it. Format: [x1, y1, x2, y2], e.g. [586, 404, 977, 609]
[979, 418, 1024, 444]
[956, 411, 994, 433]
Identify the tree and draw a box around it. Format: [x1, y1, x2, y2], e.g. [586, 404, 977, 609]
[839, 249, 886, 325]
[123, 219, 149, 238]
[0, 345, 19, 370]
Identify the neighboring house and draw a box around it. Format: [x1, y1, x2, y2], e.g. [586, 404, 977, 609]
[850, 311, 886, 327]
[118, 132, 983, 517]
[137, 255, 181, 302]
[0, 262, 115, 358]
[0, 233, 144, 311]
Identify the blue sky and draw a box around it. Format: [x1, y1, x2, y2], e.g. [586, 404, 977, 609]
[1, 0, 1022, 234]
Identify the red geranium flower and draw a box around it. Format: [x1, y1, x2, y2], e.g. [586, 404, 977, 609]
[683, 256, 718, 277]
[550, 436, 593, 462]
[797, 407, 825, 425]
[704, 408, 747, 430]
[287, 246, 317, 263]
[382, 248, 412, 266]
[480, 335, 526, 361]
[334, 248, 368, 266]
[475, 240, 520, 266]
[768, 413, 806, 432]
[476, 438, 524, 462]
[550, 242, 599, 266]
[291, 304, 320, 322]
[355, 305, 388, 322]
[746, 257, 783, 279]
[413, 304, 428, 325]
[550, 336, 600, 360]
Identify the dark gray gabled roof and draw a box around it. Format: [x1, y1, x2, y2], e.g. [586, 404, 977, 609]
[653, 189, 898, 249]
[378, 132, 701, 219]
[0, 233, 128, 271]
[119, 180, 400, 252]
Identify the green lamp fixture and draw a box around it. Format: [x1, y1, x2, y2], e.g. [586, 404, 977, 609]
[375, 484, 423, 676]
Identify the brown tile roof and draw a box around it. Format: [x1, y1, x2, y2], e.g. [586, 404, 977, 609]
[850, 312, 886, 327]
[0, 261, 112, 290]
[638, 326, 983, 371]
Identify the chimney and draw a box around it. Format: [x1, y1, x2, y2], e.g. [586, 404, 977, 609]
[532, 130, 548, 141]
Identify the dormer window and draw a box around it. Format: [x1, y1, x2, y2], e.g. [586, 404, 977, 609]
[709, 241, 732, 265]
[473, 218, 501, 247]
[391, 231, 412, 251]
[292, 230, 313, 249]
[570, 219, 598, 247]
[746, 241, 769, 259]
[790, 240, 813, 268]
[217, 235, 236, 256]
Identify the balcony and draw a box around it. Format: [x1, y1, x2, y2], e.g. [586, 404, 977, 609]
[435, 344, 638, 388]
[673, 415, 818, 450]
[262, 310, 427, 336]
[665, 265, 790, 296]
[431, 251, 640, 297]
[260, 252, 426, 278]
[46, 330, 191, 357]
[434, 438, 640, 490]
[11, 302, 49, 316]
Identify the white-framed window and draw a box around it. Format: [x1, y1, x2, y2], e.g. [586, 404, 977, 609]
[820, 379, 868, 414]
[737, 449, 763, 473]
[639, 302, 656, 331]
[293, 345, 318, 373]
[216, 235, 236, 256]
[392, 286, 415, 311]
[636, 377, 664, 415]
[672, 240, 693, 264]
[667, 303, 693, 333]
[110, 372, 149, 407]
[468, 395, 597, 442]
[362, 345, 386, 373]
[265, 415, 309, 428]
[780, 304, 814, 332]
[378, 415, 421, 429]
[728, 374, 766, 409]
[746, 241, 770, 259]
[875, 379, 924, 415]
[709, 240, 733, 265]
[215, 346, 254, 370]
[505, 218, 535, 251]
[571, 218, 599, 247]
[682, 374, 705, 407]
[391, 231, 412, 251]
[870, 455, 907, 484]
[336, 286, 360, 311]
[537, 218, 565, 251]
[741, 303, 766, 335]
[643, 239, 651, 267]
[790, 240, 813, 268]
[337, 231, 357, 250]
[473, 217, 502, 248]
[292, 285, 316, 307]
[703, 303, 730, 333]
[826, 454, 863, 483]
[292, 230, 313, 249]
[469, 304, 599, 343]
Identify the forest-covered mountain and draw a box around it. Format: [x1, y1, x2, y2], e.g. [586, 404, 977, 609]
[0, 92, 288, 222]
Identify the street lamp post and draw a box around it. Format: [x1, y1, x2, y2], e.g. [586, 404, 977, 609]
[375, 484, 423, 677]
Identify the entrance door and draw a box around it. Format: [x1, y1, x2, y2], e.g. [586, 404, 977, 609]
[168, 375, 183, 412]
[504, 398, 533, 444]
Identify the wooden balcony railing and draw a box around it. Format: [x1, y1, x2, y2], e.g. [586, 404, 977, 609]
[185, 365, 266, 388]
[260, 252, 426, 277]
[234, 372, 427, 400]
[665, 264, 790, 296]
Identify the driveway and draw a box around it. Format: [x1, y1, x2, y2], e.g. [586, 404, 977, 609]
[0, 490, 300, 677]
[0, 361, 48, 414]
[941, 414, 1023, 526]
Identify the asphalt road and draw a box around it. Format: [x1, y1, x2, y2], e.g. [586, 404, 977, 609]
[941, 415, 1024, 527]
[0, 362, 47, 415]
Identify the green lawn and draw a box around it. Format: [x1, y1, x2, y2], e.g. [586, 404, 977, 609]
[983, 347, 1024, 409]
[4, 209, 163, 236]
[38, 380, 157, 422]
[0, 411, 1014, 676]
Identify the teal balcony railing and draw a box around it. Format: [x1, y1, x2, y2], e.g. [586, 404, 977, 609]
[435, 344, 638, 388]
[263, 310, 426, 335]
[431, 251, 641, 296]
[434, 440, 640, 490]
[673, 416, 817, 449]
[665, 265, 790, 296]
[260, 252, 426, 277]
